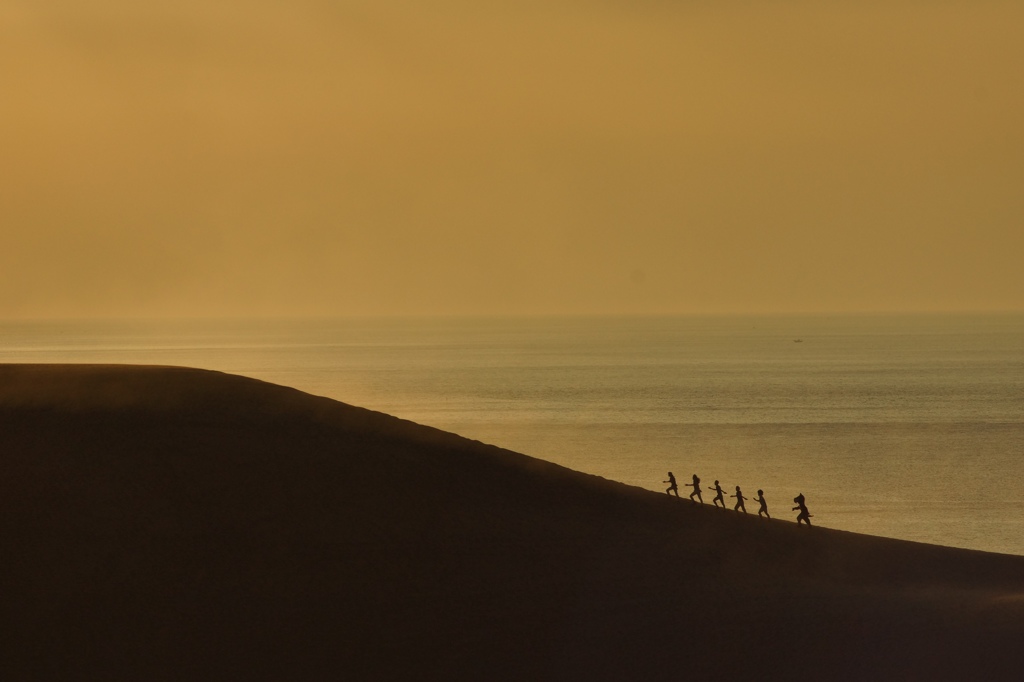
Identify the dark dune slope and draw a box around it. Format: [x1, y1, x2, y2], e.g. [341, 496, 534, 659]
[2, 365, 1023, 681]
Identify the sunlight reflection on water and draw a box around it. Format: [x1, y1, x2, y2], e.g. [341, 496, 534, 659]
[2, 314, 1022, 554]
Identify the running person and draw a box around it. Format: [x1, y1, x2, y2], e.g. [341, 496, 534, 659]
[731, 486, 747, 513]
[710, 480, 726, 508]
[664, 472, 679, 497]
[793, 493, 812, 526]
[754, 489, 770, 518]
[686, 474, 703, 504]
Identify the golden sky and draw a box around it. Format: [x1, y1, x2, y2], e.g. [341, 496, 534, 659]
[3, 1, 1022, 318]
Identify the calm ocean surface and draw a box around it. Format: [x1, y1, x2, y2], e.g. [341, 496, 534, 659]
[2, 314, 1023, 555]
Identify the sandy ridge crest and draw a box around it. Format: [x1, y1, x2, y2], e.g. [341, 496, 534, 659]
[2, 364, 1023, 680]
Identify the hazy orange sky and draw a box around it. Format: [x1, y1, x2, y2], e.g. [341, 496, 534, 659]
[3, 1, 1022, 318]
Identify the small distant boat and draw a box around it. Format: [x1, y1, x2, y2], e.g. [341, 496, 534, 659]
[793, 339, 803, 343]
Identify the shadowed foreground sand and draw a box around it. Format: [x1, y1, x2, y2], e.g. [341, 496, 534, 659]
[2, 365, 1023, 680]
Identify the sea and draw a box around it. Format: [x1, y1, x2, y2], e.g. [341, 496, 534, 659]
[2, 314, 1022, 556]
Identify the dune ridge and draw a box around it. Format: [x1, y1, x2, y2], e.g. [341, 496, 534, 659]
[1, 364, 1023, 680]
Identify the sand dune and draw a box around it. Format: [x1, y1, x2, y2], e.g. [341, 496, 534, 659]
[2, 365, 1023, 680]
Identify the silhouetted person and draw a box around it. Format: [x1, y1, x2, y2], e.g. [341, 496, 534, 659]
[793, 493, 812, 526]
[664, 472, 679, 497]
[754, 489, 770, 518]
[710, 480, 725, 508]
[686, 474, 703, 503]
[731, 485, 747, 513]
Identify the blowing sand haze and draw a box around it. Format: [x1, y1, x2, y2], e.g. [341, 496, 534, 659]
[2, 364, 1023, 680]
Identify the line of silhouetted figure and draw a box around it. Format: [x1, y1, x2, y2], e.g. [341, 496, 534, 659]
[663, 472, 812, 525]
